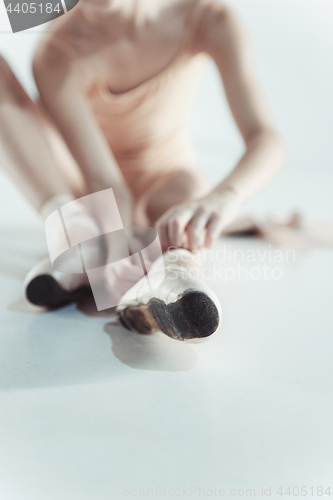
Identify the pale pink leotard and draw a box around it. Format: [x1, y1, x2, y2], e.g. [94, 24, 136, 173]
[42, 0, 212, 217]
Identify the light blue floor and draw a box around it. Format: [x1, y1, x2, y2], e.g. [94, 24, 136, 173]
[1, 194, 332, 498]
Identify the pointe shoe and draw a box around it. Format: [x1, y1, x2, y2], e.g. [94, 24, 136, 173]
[24, 257, 90, 309]
[116, 258, 222, 342]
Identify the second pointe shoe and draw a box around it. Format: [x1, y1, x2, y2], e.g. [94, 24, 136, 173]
[116, 255, 222, 342]
[24, 257, 90, 309]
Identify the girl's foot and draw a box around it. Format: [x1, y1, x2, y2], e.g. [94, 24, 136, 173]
[25, 194, 104, 309]
[116, 257, 222, 342]
[24, 256, 91, 309]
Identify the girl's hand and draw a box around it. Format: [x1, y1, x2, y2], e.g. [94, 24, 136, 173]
[155, 188, 241, 252]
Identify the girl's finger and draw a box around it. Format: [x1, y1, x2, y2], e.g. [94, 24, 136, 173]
[156, 218, 169, 252]
[168, 207, 195, 248]
[186, 209, 211, 251]
[205, 213, 223, 248]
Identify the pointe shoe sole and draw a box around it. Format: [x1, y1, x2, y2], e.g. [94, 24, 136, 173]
[118, 289, 220, 341]
[26, 274, 90, 309]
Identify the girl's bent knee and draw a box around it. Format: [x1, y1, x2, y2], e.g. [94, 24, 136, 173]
[0, 58, 31, 107]
[0, 55, 15, 85]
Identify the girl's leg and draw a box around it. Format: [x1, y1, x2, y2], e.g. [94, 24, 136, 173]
[116, 168, 222, 341]
[138, 168, 210, 272]
[0, 56, 104, 306]
[0, 55, 85, 210]
[142, 168, 210, 227]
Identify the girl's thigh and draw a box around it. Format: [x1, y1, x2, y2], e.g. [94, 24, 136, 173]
[134, 167, 211, 227]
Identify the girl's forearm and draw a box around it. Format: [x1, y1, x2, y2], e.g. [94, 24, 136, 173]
[40, 93, 134, 225]
[47, 96, 124, 193]
[212, 129, 285, 203]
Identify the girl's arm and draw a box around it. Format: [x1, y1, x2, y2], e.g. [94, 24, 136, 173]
[33, 42, 133, 227]
[156, 2, 285, 251]
[196, 2, 285, 201]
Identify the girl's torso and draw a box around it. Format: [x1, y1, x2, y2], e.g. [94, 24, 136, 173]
[38, 0, 211, 175]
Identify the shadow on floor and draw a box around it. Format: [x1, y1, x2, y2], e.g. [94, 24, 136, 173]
[74, 293, 198, 371]
[76, 294, 198, 372]
[1, 293, 198, 392]
[104, 322, 198, 372]
[1, 227, 198, 384]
